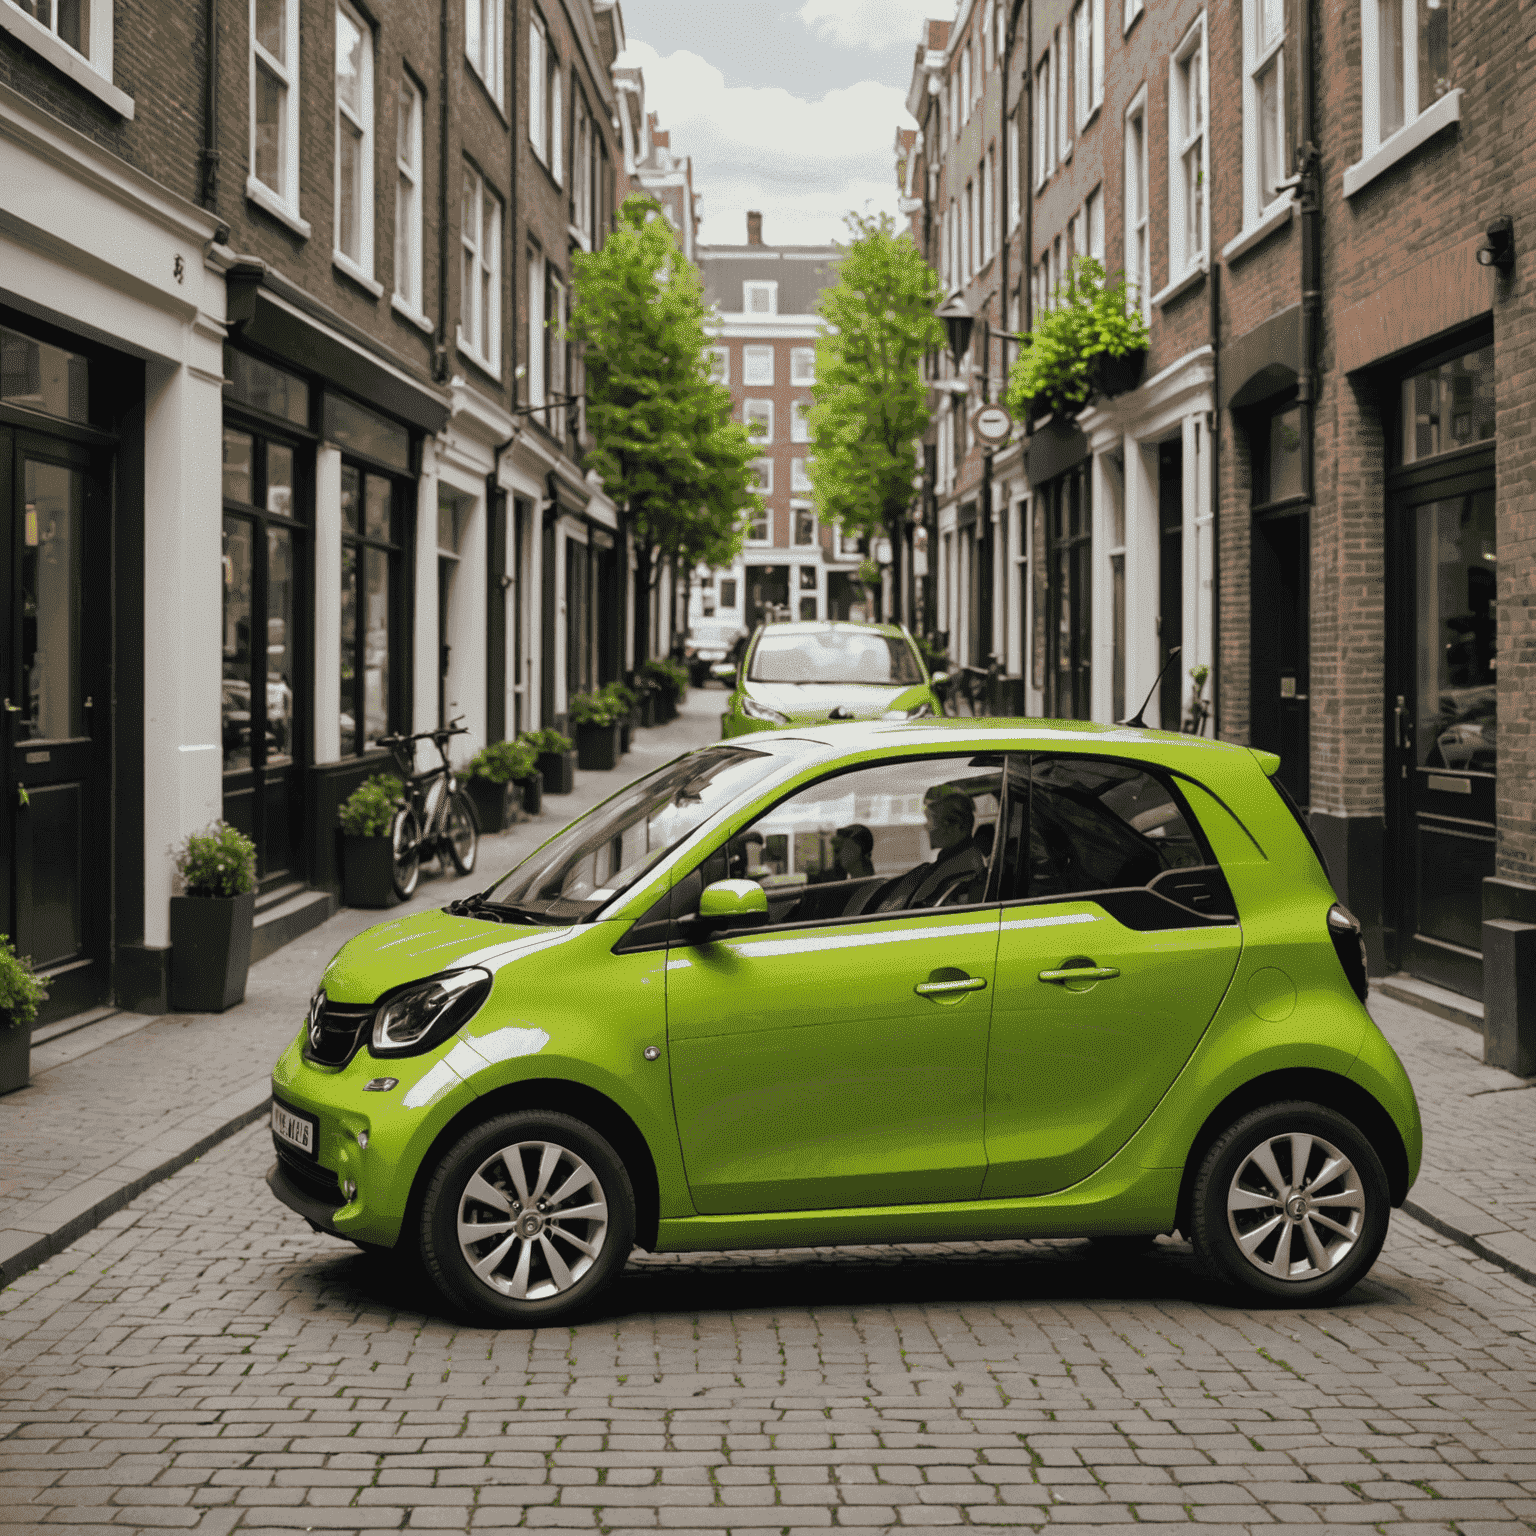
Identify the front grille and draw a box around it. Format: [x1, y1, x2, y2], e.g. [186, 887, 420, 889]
[302, 996, 375, 1066]
[274, 1143, 346, 1208]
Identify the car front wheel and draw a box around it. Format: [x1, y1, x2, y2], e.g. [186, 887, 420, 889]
[1190, 1100, 1390, 1305]
[419, 1110, 635, 1326]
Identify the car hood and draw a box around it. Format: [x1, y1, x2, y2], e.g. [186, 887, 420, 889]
[742, 680, 926, 719]
[321, 906, 579, 1002]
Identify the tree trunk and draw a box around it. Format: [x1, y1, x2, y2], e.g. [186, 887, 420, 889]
[632, 538, 653, 667]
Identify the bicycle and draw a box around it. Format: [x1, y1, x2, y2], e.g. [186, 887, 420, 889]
[942, 662, 996, 717]
[375, 719, 479, 900]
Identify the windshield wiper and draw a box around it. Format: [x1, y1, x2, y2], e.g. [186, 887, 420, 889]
[445, 893, 553, 925]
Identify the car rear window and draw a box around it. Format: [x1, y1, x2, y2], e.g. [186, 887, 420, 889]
[748, 629, 924, 685]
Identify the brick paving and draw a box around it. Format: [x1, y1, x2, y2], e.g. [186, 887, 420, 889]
[0, 1121, 1534, 1534]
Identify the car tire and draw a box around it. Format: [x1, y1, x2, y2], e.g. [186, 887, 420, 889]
[419, 1110, 635, 1326]
[1190, 1100, 1391, 1305]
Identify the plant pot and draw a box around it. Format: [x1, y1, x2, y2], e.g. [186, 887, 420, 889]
[342, 834, 402, 910]
[576, 722, 620, 772]
[519, 776, 543, 816]
[169, 889, 257, 1013]
[638, 694, 658, 728]
[1093, 346, 1147, 400]
[539, 750, 575, 795]
[467, 777, 516, 833]
[619, 719, 633, 755]
[655, 693, 677, 725]
[0, 1020, 29, 1095]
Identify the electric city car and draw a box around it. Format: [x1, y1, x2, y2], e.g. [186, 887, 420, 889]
[268, 719, 1420, 1325]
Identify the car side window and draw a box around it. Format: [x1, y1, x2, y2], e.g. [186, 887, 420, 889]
[712, 755, 1005, 927]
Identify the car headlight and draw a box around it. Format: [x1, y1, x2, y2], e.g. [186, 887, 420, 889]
[370, 968, 493, 1057]
[741, 696, 790, 725]
[881, 701, 935, 721]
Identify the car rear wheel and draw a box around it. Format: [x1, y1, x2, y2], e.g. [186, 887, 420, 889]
[419, 1111, 635, 1326]
[1191, 1100, 1390, 1305]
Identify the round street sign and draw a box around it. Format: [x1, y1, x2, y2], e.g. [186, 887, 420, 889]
[971, 403, 1014, 446]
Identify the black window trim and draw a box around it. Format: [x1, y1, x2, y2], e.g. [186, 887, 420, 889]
[339, 459, 410, 758]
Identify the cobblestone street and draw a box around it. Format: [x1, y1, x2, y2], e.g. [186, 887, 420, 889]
[1, 1122, 1533, 1535]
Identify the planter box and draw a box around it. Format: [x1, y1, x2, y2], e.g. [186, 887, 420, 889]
[467, 778, 517, 833]
[0, 1021, 29, 1095]
[519, 777, 543, 816]
[638, 693, 658, 728]
[342, 834, 402, 910]
[539, 750, 575, 795]
[169, 889, 257, 1013]
[655, 693, 677, 725]
[1093, 347, 1147, 400]
[576, 722, 620, 772]
[619, 719, 633, 755]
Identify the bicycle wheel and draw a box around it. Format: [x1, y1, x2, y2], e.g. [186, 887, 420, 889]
[444, 790, 478, 876]
[390, 805, 422, 900]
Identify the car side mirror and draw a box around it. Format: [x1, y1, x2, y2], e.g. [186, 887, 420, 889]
[930, 671, 949, 688]
[690, 878, 769, 937]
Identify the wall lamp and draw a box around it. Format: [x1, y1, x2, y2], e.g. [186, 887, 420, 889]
[1477, 215, 1514, 271]
[935, 293, 1024, 371]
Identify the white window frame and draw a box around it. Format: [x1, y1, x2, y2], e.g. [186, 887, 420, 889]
[333, 0, 376, 287]
[0, 0, 127, 114]
[458, 163, 501, 372]
[790, 347, 816, 385]
[393, 76, 425, 321]
[1007, 111, 1021, 230]
[746, 500, 772, 544]
[983, 0, 995, 73]
[526, 247, 546, 404]
[743, 345, 774, 386]
[1167, 14, 1208, 281]
[1353, 0, 1459, 189]
[1034, 56, 1050, 188]
[707, 347, 730, 385]
[1091, 0, 1105, 110]
[792, 459, 814, 496]
[1055, 25, 1070, 163]
[1124, 86, 1150, 321]
[1086, 185, 1105, 264]
[1243, 0, 1287, 226]
[1073, 2, 1090, 130]
[1124, 0, 1143, 31]
[248, 0, 302, 227]
[744, 399, 774, 444]
[528, 15, 547, 163]
[790, 399, 811, 443]
[985, 147, 997, 261]
[744, 280, 778, 316]
[962, 180, 973, 278]
[960, 44, 971, 120]
[791, 497, 817, 542]
[549, 52, 564, 186]
[465, 0, 503, 106]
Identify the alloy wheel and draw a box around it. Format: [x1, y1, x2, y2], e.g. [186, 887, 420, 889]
[456, 1140, 610, 1300]
[1225, 1130, 1366, 1281]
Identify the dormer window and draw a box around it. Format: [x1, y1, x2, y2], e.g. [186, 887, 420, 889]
[744, 281, 778, 316]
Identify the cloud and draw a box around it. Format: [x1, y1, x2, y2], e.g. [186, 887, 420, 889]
[618, 40, 915, 246]
[797, 0, 942, 51]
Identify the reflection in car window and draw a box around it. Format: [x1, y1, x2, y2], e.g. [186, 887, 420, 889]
[712, 756, 1003, 923]
[1027, 757, 1204, 901]
[747, 627, 924, 686]
[484, 747, 776, 921]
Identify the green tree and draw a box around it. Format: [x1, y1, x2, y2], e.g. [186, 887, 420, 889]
[807, 211, 944, 620]
[570, 195, 760, 660]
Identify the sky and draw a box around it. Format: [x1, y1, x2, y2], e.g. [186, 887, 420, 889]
[615, 0, 943, 247]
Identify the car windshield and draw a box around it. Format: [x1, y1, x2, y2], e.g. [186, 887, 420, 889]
[748, 629, 925, 686]
[480, 746, 778, 922]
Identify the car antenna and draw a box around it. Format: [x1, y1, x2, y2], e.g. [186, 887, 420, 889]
[1121, 647, 1182, 729]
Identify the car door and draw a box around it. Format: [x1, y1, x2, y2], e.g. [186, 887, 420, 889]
[981, 753, 1243, 1199]
[665, 753, 1007, 1215]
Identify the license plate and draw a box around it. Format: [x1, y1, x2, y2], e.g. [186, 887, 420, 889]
[271, 1099, 317, 1156]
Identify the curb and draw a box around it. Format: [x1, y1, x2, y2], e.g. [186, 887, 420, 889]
[0, 1093, 271, 1289]
[1402, 1194, 1536, 1292]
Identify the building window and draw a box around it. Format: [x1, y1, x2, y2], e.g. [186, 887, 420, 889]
[459, 163, 501, 371]
[251, 0, 300, 216]
[962, 181, 973, 277]
[1245, 0, 1286, 220]
[1363, 0, 1452, 153]
[1170, 16, 1208, 277]
[744, 399, 773, 444]
[464, 0, 501, 104]
[1252, 401, 1306, 502]
[1125, 90, 1149, 317]
[744, 281, 778, 315]
[790, 347, 816, 385]
[792, 506, 817, 546]
[743, 345, 774, 386]
[960, 43, 971, 118]
[1074, 1, 1090, 128]
[1055, 25, 1070, 163]
[983, 0, 995, 71]
[790, 399, 810, 443]
[791, 458, 813, 495]
[394, 78, 423, 315]
[340, 463, 404, 756]
[526, 247, 545, 406]
[545, 266, 567, 427]
[1086, 185, 1104, 263]
[528, 13, 547, 162]
[1398, 344, 1494, 464]
[720, 577, 739, 608]
[1124, 0, 1143, 29]
[6, 0, 112, 66]
[1007, 112, 1021, 229]
[746, 476, 771, 541]
[1043, 462, 1092, 720]
[334, 1, 374, 278]
[548, 46, 564, 185]
[707, 347, 729, 384]
[983, 148, 996, 261]
[1035, 56, 1049, 187]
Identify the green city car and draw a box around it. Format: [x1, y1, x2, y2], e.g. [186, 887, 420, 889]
[268, 720, 1421, 1325]
[720, 620, 945, 737]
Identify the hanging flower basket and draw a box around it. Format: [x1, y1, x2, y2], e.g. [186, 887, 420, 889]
[1092, 345, 1147, 400]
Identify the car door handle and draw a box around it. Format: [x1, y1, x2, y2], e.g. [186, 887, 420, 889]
[914, 976, 987, 996]
[1038, 966, 1120, 984]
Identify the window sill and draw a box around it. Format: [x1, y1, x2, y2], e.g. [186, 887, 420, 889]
[391, 294, 434, 334]
[1220, 195, 1294, 265]
[1343, 88, 1463, 198]
[456, 328, 501, 384]
[246, 177, 311, 239]
[0, 6, 134, 117]
[1077, 102, 1101, 136]
[333, 251, 383, 299]
[1151, 258, 1207, 309]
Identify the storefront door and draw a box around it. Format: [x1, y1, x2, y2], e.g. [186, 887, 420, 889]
[0, 426, 112, 1021]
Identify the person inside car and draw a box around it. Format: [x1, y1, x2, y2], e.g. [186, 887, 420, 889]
[874, 784, 988, 911]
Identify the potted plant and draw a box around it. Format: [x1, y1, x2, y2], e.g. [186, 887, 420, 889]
[641, 657, 688, 723]
[465, 739, 539, 833]
[1004, 257, 1150, 424]
[569, 688, 623, 772]
[512, 733, 545, 815]
[632, 671, 659, 728]
[527, 728, 575, 795]
[169, 821, 259, 1013]
[606, 680, 640, 753]
[0, 936, 48, 1095]
[338, 774, 406, 909]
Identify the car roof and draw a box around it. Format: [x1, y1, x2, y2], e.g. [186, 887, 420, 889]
[754, 620, 909, 639]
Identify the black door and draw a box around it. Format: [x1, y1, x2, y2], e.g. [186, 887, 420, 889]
[1250, 511, 1310, 805]
[221, 425, 308, 888]
[1046, 465, 1091, 720]
[1158, 441, 1183, 729]
[745, 564, 790, 628]
[1, 428, 112, 1022]
[1388, 465, 1496, 999]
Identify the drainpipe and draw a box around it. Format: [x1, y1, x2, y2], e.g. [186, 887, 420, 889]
[201, 0, 219, 209]
[1208, 217, 1220, 738]
[435, 0, 452, 383]
[1297, 0, 1320, 502]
